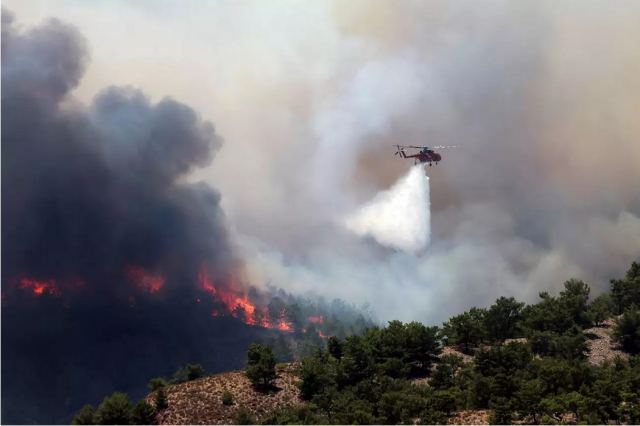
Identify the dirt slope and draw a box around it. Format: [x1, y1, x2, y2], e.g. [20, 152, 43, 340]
[149, 363, 302, 425]
[584, 318, 627, 365]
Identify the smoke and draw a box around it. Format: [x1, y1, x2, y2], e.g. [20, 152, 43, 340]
[344, 165, 431, 253]
[0, 9, 337, 424]
[2, 1, 640, 420]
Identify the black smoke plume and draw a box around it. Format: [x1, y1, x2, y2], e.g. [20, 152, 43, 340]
[1, 9, 271, 423]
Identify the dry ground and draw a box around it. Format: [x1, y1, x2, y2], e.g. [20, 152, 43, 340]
[148, 363, 302, 425]
[149, 319, 624, 424]
[584, 318, 627, 365]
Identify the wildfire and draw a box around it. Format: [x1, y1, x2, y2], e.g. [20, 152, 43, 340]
[307, 315, 325, 324]
[199, 265, 257, 324]
[18, 277, 61, 297]
[198, 264, 293, 332]
[124, 265, 165, 294]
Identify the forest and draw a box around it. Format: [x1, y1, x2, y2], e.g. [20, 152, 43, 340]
[74, 261, 640, 425]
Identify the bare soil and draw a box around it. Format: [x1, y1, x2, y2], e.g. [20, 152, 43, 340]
[148, 363, 302, 425]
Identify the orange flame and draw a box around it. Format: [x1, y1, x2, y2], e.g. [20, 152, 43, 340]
[124, 265, 165, 293]
[307, 315, 324, 325]
[198, 264, 294, 332]
[18, 277, 61, 297]
[198, 265, 256, 324]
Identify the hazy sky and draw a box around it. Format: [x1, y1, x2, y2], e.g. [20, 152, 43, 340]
[6, 0, 639, 323]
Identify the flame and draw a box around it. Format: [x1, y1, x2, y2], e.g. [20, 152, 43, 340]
[307, 315, 324, 324]
[198, 264, 294, 332]
[198, 265, 257, 324]
[18, 277, 61, 297]
[124, 265, 165, 293]
[277, 318, 293, 332]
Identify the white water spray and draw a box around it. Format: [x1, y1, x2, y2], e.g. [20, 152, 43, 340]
[344, 165, 431, 254]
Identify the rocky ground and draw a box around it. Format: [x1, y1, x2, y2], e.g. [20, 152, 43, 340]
[584, 318, 627, 365]
[148, 363, 302, 425]
[448, 409, 490, 425]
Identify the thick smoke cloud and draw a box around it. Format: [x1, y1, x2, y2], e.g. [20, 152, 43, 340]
[213, 1, 640, 323]
[1, 9, 259, 424]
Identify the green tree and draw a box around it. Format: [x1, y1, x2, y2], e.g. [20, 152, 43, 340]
[614, 307, 640, 353]
[337, 335, 375, 386]
[327, 336, 342, 359]
[514, 378, 545, 423]
[530, 328, 587, 360]
[587, 293, 614, 326]
[404, 322, 441, 374]
[489, 397, 512, 425]
[484, 297, 524, 341]
[560, 279, 591, 326]
[71, 405, 96, 425]
[246, 343, 277, 390]
[155, 388, 169, 411]
[611, 261, 640, 313]
[522, 292, 575, 335]
[132, 400, 156, 425]
[298, 354, 335, 400]
[441, 308, 486, 353]
[95, 392, 133, 425]
[147, 377, 167, 392]
[430, 355, 463, 390]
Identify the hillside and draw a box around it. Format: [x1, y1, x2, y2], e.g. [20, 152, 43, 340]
[146, 319, 628, 425]
[73, 261, 640, 425]
[148, 364, 302, 425]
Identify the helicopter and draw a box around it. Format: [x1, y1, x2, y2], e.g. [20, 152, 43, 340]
[393, 145, 457, 166]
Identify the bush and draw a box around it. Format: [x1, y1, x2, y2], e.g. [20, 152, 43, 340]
[530, 329, 587, 360]
[234, 406, 257, 425]
[222, 390, 234, 406]
[155, 388, 169, 411]
[489, 397, 512, 425]
[246, 343, 277, 390]
[587, 294, 614, 326]
[611, 261, 640, 313]
[172, 363, 205, 383]
[95, 392, 133, 425]
[132, 400, 156, 425]
[614, 308, 640, 353]
[147, 377, 167, 392]
[71, 405, 96, 425]
[299, 354, 335, 400]
[327, 336, 343, 359]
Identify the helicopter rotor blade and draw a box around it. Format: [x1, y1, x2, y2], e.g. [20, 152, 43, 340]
[431, 145, 458, 149]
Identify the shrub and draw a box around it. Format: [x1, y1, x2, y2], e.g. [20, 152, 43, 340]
[222, 390, 234, 406]
[234, 406, 256, 425]
[147, 377, 167, 392]
[172, 363, 205, 383]
[71, 405, 96, 425]
[614, 308, 640, 353]
[587, 294, 614, 326]
[155, 388, 169, 411]
[132, 400, 156, 425]
[95, 392, 133, 425]
[246, 343, 277, 390]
